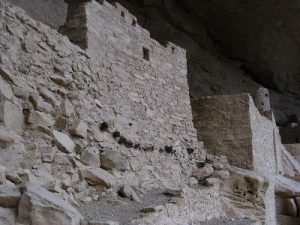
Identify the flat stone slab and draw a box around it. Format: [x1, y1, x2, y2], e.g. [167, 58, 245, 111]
[0, 184, 21, 208]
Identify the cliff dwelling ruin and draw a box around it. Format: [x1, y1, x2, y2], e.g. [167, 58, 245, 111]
[0, 0, 300, 225]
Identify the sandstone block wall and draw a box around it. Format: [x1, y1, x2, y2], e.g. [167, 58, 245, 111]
[0, 0, 204, 181]
[61, 0, 200, 154]
[192, 94, 276, 174]
[192, 94, 254, 169]
[0, 1, 228, 222]
[249, 97, 276, 175]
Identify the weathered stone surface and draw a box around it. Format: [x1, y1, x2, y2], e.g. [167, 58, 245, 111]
[53, 130, 75, 153]
[192, 164, 214, 180]
[296, 197, 300, 216]
[0, 166, 6, 185]
[61, 99, 74, 118]
[43, 180, 64, 193]
[28, 110, 54, 127]
[7, 0, 67, 29]
[0, 184, 21, 208]
[87, 220, 120, 225]
[70, 120, 88, 138]
[40, 145, 56, 162]
[118, 185, 140, 202]
[277, 215, 300, 225]
[276, 196, 298, 217]
[80, 149, 100, 167]
[54, 116, 68, 130]
[100, 151, 128, 171]
[285, 144, 300, 163]
[204, 178, 220, 187]
[0, 1, 293, 224]
[17, 183, 83, 225]
[38, 88, 59, 106]
[0, 101, 24, 134]
[0, 78, 13, 100]
[221, 171, 274, 224]
[192, 94, 276, 174]
[0, 207, 16, 225]
[276, 176, 300, 198]
[163, 187, 183, 198]
[80, 167, 115, 188]
[0, 125, 21, 146]
[211, 170, 230, 181]
[30, 95, 53, 113]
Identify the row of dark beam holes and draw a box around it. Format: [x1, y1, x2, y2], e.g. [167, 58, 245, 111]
[100, 122, 195, 154]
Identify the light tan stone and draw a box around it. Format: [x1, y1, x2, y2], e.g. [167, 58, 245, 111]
[0, 184, 21, 208]
[0, 78, 13, 100]
[0, 207, 16, 225]
[118, 185, 140, 202]
[100, 151, 128, 171]
[80, 149, 100, 167]
[17, 183, 83, 225]
[61, 98, 74, 117]
[53, 130, 75, 153]
[70, 120, 88, 138]
[0, 101, 24, 134]
[28, 110, 54, 127]
[80, 167, 115, 188]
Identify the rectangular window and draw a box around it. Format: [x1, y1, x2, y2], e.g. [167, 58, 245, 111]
[143, 47, 150, 61]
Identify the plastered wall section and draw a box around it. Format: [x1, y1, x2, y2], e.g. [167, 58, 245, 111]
[192, 94, 254, 169]
[249, 98, 277, 175]
[192, 94, 277, 174]
[61, 0, 200, 152]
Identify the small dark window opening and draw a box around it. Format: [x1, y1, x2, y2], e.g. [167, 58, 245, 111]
[265, 93, 269, 97]
[143, 47, 150, 61]
[121, 11, 125, 18]
[164, 146, 173, 153]
[171, 47, 175, 54]
[100, 122, 109, 132]
[132, 19, 137, 27]
[261, 103, 264, 105]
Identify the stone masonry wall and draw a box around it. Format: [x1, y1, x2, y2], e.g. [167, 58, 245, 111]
[61, 0, 200, 155]
[249, 98, 276, 175]
[0, 1, 226, 223]
[192, 94, 254, 169]
[191, 94, 277, 224]
[192, 93, 277, 175]
[0, 0, 205, 185]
